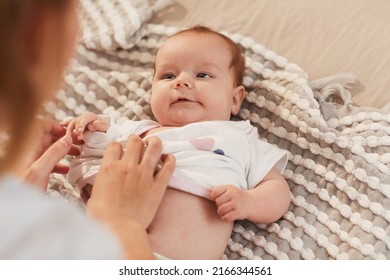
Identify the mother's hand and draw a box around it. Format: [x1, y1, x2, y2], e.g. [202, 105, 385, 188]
[22, 119, 80, 191]
[87, 135, 176, 230]
[86, 135, 175, 259]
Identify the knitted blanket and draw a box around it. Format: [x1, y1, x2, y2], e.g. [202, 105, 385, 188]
[45, 0, 390, 259]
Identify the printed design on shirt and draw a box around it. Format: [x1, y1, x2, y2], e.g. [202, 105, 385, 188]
[189, 138, 225, 156]
[212, 149, 225, 156]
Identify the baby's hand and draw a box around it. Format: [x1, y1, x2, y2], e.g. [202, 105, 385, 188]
[211, 185, 253, 222]
[64, 112, 109, 141]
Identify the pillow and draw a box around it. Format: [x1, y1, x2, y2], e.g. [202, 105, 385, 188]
[46, 1, 390, 259]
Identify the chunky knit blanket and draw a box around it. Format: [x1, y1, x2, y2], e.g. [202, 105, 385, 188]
[45, 0, 390, 259]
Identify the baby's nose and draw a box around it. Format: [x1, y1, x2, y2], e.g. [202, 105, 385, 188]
[176, 81, 190, 88]
[174, 73, 193, 89]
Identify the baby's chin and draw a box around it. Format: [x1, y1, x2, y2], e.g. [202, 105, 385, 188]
[156, 108, 233, 126]
[158, 117, 228, 127]
[158, 120, 194, 127]
[156, 113, 197, 127]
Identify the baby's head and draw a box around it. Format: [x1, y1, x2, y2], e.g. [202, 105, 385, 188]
[165, 26, 245, 87]
[151, 26, 246, 126]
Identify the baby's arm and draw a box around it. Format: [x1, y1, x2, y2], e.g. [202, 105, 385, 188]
[211, 167, 290, 223]
[65, 112, 110, 141]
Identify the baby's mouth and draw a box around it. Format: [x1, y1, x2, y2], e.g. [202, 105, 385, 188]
[176, 98, 191, 103]
[172, 98, 194, 104]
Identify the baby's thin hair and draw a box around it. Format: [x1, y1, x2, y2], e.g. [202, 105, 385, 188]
[166, 25, 245, 86]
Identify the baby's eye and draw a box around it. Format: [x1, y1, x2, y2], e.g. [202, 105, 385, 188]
[196, 72, 211, 78]
[161, 73, 176, 80]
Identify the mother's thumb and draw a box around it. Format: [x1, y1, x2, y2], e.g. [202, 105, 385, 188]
[24, 135, 73, 191]
[32, 135, 72, 175]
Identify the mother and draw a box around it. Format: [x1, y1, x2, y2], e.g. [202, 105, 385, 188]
[0, 0, 175, 259]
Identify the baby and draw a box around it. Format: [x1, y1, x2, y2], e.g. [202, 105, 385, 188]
[66, 26, 290, 259]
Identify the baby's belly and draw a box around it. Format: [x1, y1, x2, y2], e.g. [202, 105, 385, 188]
[147, 188, 233, 260]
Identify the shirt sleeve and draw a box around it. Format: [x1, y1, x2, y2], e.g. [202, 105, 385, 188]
[0, 176, 123, 259]
[69, 116, 138, 183]
[82, 115, 132, 149]
[82, 116, 160, 148]
[67, 116, 160, 187]
[246, 132, 289, 189]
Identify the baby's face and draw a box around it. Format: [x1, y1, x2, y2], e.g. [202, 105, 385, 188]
[151, 32, 244, 126]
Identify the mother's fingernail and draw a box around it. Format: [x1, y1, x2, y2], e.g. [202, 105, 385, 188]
[60, 135, 72, 148]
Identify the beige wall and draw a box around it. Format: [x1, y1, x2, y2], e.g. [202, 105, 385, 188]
[152, 0, 390, 109]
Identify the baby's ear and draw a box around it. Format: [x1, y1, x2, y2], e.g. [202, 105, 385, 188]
[231, 85, 245, 115]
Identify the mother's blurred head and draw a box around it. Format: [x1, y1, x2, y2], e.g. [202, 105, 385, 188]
[0, 0, 78, 173]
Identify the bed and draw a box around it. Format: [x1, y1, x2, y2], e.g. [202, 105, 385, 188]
[46, 0, 390, 259]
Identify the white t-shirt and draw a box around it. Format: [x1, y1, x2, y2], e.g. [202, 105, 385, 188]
[69, 119, 288, 199]
[0, 175, 122, 259]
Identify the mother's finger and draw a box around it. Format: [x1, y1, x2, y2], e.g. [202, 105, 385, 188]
[52, 164, 70, 174]
[140, 137, 163, 176]
[68, 144, 81, 156]
[101, 141, 123, 163]
[31, 135, 72, 172]
[24, 135, 73, 190]
[121, 135, 144, 164]
[41, 118, 66, 137]
[154, 154, 175, 188]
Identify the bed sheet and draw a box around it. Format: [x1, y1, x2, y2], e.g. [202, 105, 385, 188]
[151, 0, 390, 109]
[41, 0, 390, 260]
